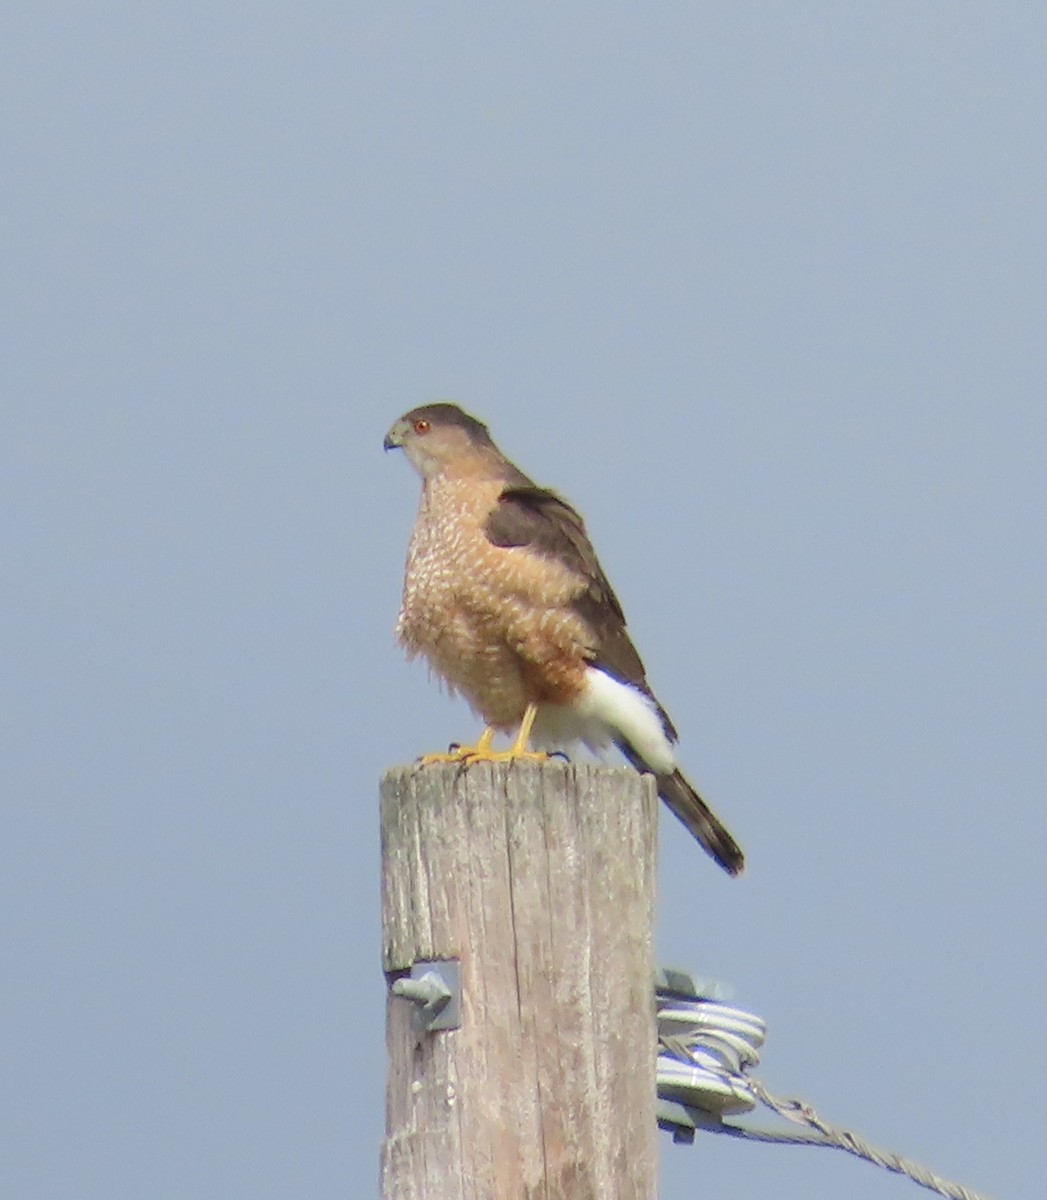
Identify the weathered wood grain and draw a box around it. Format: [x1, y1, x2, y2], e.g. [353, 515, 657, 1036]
[380, 759, 658, 1200]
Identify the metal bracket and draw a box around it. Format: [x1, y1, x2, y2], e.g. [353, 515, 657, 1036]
[390, 960, 461, 1032]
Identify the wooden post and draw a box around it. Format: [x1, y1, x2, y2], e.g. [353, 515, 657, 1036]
[380, 759, 658, 1200]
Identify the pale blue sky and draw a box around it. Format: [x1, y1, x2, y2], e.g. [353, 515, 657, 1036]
[3, 5, 1044, 1198]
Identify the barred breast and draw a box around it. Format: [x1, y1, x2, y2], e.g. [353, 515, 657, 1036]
[396, 477, 593, 728]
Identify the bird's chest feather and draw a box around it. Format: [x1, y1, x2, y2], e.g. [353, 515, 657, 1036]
[395, 478, 590, 720]
[397, 481, 501, 637]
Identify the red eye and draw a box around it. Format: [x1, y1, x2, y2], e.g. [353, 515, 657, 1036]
[413, 419, 431, 435]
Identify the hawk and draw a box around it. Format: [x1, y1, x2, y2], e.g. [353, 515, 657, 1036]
[384, 402, 744, 875]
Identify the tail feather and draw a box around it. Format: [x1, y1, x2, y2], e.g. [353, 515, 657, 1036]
[615, 740, 743, 875]
[656, 769, 744, 876]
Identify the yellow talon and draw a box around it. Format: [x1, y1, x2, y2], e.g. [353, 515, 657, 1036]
[417, 705, 550, 765]
[417, 727, 495, 764]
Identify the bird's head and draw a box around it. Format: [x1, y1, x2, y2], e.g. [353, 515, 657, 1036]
[383, 402, 499, 481]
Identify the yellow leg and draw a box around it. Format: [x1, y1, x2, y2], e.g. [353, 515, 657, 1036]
[417, 704, 549, 766]
[508, 702, 541, 756]
[467, 703, 549, 763]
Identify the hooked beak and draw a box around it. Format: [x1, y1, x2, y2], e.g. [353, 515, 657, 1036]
[383, 419, 408, 451]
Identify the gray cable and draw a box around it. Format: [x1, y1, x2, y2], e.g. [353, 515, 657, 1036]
[655, 970, 993, 1200]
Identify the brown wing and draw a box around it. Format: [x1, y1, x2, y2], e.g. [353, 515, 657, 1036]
[486, 485, 745, 874]
[485, 485, 678, 742]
